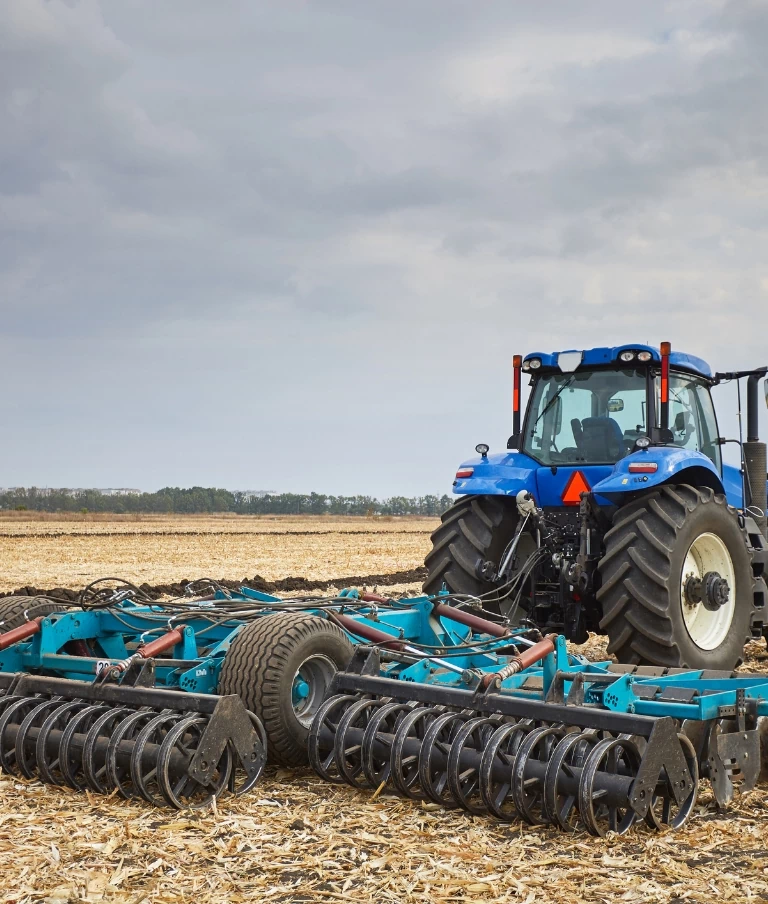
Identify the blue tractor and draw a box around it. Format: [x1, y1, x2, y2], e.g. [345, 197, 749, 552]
[424, 343, 768, 671]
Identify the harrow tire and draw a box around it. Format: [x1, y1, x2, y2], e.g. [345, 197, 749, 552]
[597, 484, 756, 670]
[0, 596, 73, 631]
[218, 612, 353, 767]
[423, 495, 521, 609]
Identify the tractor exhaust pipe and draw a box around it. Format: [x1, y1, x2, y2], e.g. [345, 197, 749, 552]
[745, 372, 767, 538]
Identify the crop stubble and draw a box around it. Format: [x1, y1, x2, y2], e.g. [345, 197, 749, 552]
[1, 513, 768, 903]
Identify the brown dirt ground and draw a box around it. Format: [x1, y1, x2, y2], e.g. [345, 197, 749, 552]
[1, 514, 767, 904]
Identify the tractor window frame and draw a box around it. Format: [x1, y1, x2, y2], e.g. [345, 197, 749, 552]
[521, 366, 650, 467]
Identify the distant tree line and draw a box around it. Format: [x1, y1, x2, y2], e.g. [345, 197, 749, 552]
[0, 487, 454, 516]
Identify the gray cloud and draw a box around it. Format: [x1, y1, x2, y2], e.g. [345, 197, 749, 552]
[1, 0, 767, 494]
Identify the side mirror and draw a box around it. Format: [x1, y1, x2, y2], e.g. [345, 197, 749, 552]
[608, 398, 625, 413]
[764, 377, 768, 408]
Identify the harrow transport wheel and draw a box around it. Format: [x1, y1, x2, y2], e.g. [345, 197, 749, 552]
[0, 596, 74, 630]
[218, 612, 353, 766]
[598, 485, 755, 670]
[423, 495, 529, 613]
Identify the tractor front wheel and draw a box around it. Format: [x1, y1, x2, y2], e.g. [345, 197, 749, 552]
[597, 485, 755, 670]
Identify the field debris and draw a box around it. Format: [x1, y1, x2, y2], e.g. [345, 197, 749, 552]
[1, 514, 768, 902]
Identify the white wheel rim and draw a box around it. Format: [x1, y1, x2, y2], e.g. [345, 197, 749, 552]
[680, 532, 736, 650]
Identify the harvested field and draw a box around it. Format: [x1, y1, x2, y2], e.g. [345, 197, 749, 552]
[0, 514, 437, 594]
[1, 513, 768, 904]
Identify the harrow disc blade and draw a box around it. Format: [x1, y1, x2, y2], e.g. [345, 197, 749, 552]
[308, 694, 358, 784]
[390, 705, 444, 801]
[479, 719, 536, 821]
[447, 716, 501, 815]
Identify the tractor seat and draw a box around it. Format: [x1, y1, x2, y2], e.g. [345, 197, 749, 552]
[578, 417, 625, 462]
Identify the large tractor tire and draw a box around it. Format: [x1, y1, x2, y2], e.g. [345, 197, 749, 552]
[597, 485, 756, 670]
[0, 596, 73, 630]
[218, 612, 354, 766]
[423, 495, 524, 611]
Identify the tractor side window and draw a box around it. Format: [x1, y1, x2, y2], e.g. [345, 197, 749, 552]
[660, 374, 722, 471]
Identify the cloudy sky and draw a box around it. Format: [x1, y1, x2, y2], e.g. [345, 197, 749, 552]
[1, 0, 767, 496]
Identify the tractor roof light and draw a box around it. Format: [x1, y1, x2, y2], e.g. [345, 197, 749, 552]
[637, 350, 652, 362]
[634, 436, 651, 449]
[475, 443, 489, 458]
[619, 350, 636, 362]
[557, 351, 583, 373]
[521, 361, 531, 371]
[528, 358, 542, 370]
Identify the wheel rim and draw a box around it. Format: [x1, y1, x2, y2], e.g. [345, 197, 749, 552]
[292, 654, 337, 728]
[680, 531, 736, 650]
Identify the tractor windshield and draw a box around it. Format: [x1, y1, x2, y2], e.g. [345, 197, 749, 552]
[523, 368, 648, 465]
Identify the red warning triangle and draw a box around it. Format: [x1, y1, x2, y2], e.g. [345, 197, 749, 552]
[562, 470, 591, 506]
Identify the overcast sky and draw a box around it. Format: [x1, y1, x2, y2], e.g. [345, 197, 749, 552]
[1, 0, 767, 496]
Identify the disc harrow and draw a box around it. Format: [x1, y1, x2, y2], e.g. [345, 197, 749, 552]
[309, 643, 768, 836]
[0, 673, 266, 809]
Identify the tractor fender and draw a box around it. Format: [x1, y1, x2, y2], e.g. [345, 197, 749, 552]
[452, 451, 539, 498]
[591, 448, 728, 502]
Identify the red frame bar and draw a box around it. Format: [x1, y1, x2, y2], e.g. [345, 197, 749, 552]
[0, 617, 43, 651]
[660, 340, 671, 436]
[512, 355, 522, 437]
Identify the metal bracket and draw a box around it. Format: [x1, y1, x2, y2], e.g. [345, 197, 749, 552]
[629, 718, 693, 817]
[187, 694, 266, 788]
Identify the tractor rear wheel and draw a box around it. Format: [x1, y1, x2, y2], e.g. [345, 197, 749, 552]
[0, 596, 73, 631]
[423, 495, 527, 613]
[597, 485, 756, 670]
[218, 612, 354, 766]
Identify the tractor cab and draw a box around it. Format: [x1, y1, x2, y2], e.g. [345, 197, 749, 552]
[426, 341, 768, 673]
[514, 345, 723, 508]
